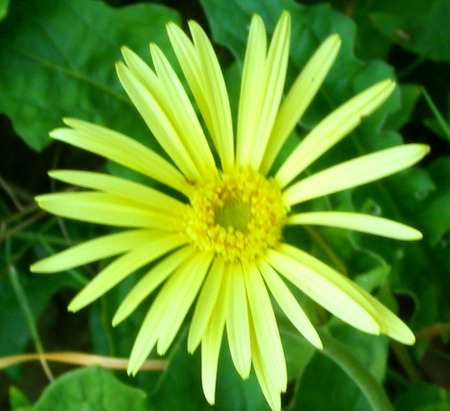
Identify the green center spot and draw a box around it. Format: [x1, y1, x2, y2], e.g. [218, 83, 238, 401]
[215, 199, 252, 232]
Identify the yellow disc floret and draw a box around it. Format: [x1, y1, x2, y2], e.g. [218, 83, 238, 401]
[184, 168, 287, 263]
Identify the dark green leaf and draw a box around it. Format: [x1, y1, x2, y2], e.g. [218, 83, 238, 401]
[26, 366, 148, 411]
[395, 382, 450, 411]
[0, 0, 180, 151]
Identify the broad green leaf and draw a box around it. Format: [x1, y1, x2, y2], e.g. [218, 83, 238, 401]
[385, 84, 422, 131]
[368, 0, 450, 62]
[0, 0, 180, 151]
[26, 366, 149, 411]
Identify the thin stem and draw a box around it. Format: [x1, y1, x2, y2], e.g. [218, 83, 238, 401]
[319, 331, 394, 411]
[6, 239, 54, 382]
[422, 87, 450, 140]
[390, 341, 422, 383]
[304, 226, 348, 274]
[0, 175, 24, 210]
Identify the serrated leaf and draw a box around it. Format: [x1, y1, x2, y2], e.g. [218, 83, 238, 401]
[26, 366, 149, 411]
[0, 0, 180, 151]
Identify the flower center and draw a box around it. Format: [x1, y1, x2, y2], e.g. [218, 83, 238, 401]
[184, 168, 286, 263]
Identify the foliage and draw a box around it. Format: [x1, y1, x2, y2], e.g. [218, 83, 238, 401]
[0, 0, 449, 410]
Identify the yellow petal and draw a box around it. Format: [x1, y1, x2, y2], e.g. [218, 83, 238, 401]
[244, 262, 287, 391]
[188, 257, 225, 353]
[48, 170, 185, 216]
[250, 11, 291, 170]
[116, 61, 200, 181]
[258, 260, 322, 349]
[226, 263, 251, 379]
[149, 44, 216, 174]
[260, 34, 341, 175]
[52, 119, 189, 196]
[236, 14, 267, 164]
[30, 229, 154, 273]
[201, 265, 230, 405]
[249, 315, 282, 411]
[68, 233, 188, 312]
[288, 211, 422, 240]
[188, 20, 234, 172]
[267, 245, 381, 335]
[276, 79, 395, 187]
[284, 144, 430, 206]
[112, 246, 196, 326]
[35, 192, 183, 230]
[156, 252, 214, 354]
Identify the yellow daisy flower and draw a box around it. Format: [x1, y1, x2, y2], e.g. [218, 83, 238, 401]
[32, 11, 429, 410]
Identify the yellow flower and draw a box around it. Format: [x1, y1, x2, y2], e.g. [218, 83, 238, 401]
[32, 11, 429, 410]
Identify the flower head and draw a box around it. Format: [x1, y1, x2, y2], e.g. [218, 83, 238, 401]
[32, 11, 429, 410]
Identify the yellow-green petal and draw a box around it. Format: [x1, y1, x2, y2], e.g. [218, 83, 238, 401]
[267, 245, 381, 334]
[48, 170, 186, 216]
[116, 61, 200, 181]
[188, 257, 225, 353]
[251, 11, 291, 170]
[260, 34, 341, 174]
[112, 246, 196, 326]
[149, 44, 216, 174]
[288, 211, 422, 240]
[53, 119, 190, 196]
[276, 79, 395, 187]
[68, 233, 188, 312]
[284, 144, 430, 206]
[156, 252, 214, 355]
[249, 316, 281, 411]
[35, 192, 183, 230]
[244, 263, 287, 391]
[236, 14, 267, 165]
[226, 263, 251, 379]
[30, 229, 154, 273]
[201, 266, 230, 404]
[258, 260, 322, 349]
[188, 20, 234, 172]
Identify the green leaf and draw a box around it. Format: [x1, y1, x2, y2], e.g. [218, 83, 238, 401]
[369, 0, 450, 62]
[26, 366, 148, 411]
[9, 386, 31, 409]
[0, 0, 180, 151]
[385, 84, 422, 131]
[0, 0, 8, 21]
[395, 382, 450, 411]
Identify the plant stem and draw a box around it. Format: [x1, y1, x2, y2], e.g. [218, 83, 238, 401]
[319, 331, 394, 411]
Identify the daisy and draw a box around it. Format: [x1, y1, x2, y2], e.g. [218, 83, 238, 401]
[32, 11, 429, 410]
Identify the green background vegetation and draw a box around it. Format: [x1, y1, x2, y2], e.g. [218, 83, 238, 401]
[0, 0, 449, 409]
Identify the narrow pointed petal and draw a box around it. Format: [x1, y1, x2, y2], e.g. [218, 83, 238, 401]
[68, 233, 188, 312]
[359, 291, 415, 344]
[267, 245, 381, 335]
[288, 211, 422, 240]
[156, 253, 214, 354]
[35, 192, 183, 230]
[52, 119, 190, 196]
[258, 260, 322, 349]
[188, 21, 234, 172]
[251, 11, 291, 169]
[48, 170, 186, 216]
[116, 62, 200, 181]
[249, 317, 282, 411]
[226, 263, 251, 379]
[112, 246, 195, 326]
[127, 295, 165, 375]
[276, 79, 396, 187]
[149, 44, 216, 174]
[201, 268, 229, 405]
[166, 23, 215, 152]
[236, 15, 267, 164]
[31, 229, 154, 273]
[284, 144, 430, 207]
[244, 263, 287, 391]
[188, 258, 225, 353]
[260, 34, 341, 174]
